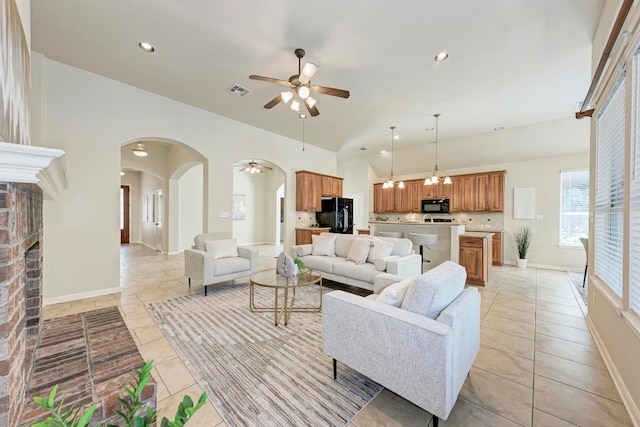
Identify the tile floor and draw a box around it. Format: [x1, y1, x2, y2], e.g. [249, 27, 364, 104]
[39, 244, 632, 427]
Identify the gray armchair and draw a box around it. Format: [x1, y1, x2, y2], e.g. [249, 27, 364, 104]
[184, 232, 258, 295]
[322, 261, 480, 425]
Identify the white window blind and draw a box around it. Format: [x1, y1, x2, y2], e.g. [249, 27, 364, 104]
[559, 170, 589, 245]
[631, 50, 640, 314]
[594, 74, 625, 298]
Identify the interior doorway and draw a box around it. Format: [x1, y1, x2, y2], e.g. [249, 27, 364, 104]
[120, 185, 130, 244]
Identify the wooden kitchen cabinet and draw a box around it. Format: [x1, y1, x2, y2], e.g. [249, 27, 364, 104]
[492, 231, 503, 265]
[450, 175, 475, 212]
[407, 180, 423, 212]
[487, 171, 505, 212]
[373, 183, 394, 212]
[297, 171, 344, 211]
[459, 234, 492, 286]
[295, 227, 330, 245]
[321, 175, 343, 197]
[296, 171, 322, 212]
[475, 174, 489, 211]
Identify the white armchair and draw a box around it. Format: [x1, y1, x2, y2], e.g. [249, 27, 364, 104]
[184, 232, 258, 295]
[322, 261, 480, 425]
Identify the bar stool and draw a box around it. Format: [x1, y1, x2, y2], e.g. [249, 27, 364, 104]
[378, 231, 404, 238]
[408, 233, 438, 273]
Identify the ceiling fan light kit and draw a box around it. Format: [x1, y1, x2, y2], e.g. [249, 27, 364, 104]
[240, 160, 273, 174]
[249, 48, 350, 117]
[424, 113, 451, 186]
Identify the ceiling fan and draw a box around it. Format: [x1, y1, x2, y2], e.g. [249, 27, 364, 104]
[249, 48, 350, 117]
[238, 160, 273, 174]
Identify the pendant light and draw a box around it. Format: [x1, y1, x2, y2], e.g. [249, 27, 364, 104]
[132, 142, 148, 157]
[382, 126, 405, 189]
[424, 114, 451, 186]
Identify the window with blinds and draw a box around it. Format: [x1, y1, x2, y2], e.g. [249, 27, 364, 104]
[594, 74, 625, 298]
[630, 50, 640, 314]
[559, 170, 589, 245]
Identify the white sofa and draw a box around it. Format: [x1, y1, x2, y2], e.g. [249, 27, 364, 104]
[184, 232, 258, 295]
[322, 261, 480, 425]
[291, 232, 422, 291]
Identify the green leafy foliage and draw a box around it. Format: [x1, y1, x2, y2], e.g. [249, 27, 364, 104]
[32, 360, 207, 427]
[514, 225, 534, 259]
[293, 257, 305, 270]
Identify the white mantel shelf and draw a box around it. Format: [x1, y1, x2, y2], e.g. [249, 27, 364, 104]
[0, 141, 67, 199]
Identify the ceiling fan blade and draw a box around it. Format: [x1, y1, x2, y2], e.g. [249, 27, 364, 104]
[249, 75, 292, 87]
[312, 85, 350, 99]
[304, 99, 320, 117]
[299, 62, 319, 84]
[263, 95, 282, 109]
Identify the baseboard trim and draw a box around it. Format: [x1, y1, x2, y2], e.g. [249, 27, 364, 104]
[586, 315, 640, 427]
[44, 286, 122, 306]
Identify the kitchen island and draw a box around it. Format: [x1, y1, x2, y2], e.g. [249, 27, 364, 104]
[369, 221, 466, 268]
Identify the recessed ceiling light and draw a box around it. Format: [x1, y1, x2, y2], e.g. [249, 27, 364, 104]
[138, 42, 155, 53]
[434, 51, 449, 62]
[381, 150, 387, 154]
[494, 126, 504, 131]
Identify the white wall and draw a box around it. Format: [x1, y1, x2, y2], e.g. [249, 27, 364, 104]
[232, 171, 256, 244]
[140, 172, 164, 249]
[33, 54, 337, 301]
[178, 164, 203, 251]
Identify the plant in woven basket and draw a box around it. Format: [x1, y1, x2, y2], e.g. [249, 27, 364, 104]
[31, 359, 206, 427]
[514, 225, 533, 260]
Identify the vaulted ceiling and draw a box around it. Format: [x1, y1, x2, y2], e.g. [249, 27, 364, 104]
[31, 0, 605, 175]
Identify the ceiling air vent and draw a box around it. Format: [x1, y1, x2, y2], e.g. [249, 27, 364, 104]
[228, 84, 251, 97]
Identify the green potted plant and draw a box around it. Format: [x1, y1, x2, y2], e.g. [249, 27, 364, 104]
[514, 225, 533, 268]
[294, 257, 306, 275]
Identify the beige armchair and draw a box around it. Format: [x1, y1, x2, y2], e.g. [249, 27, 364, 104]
[184, 232, 258, 295]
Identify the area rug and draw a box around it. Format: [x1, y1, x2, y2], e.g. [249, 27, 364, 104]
[146, 282, 381, 426]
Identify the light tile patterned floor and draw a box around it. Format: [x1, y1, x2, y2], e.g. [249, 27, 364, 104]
[41, 244, 632, 426]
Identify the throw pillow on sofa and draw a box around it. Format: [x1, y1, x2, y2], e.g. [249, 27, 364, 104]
[376, 276, 416, 307]
[401, 261, 466, 319]
[205, 238, 239, 260]
[367, 237, 395, 264]
[346, 237, 372, 265]
[312, 234, 336, 256]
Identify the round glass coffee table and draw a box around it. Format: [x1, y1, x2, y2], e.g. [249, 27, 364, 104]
[249, 269, 323, 326]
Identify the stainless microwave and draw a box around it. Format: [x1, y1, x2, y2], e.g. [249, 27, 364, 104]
[421, 198, 450, 213]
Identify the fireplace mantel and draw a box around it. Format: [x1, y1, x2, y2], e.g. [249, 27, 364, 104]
[0, 141, 67, 199]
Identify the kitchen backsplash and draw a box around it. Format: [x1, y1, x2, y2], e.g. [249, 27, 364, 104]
[296, 212, 318, 228]
[369, 211, 504, 231]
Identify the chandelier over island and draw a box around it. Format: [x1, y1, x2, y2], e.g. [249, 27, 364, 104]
[424, 113, 451, 186]
[382, 126, 404, 189]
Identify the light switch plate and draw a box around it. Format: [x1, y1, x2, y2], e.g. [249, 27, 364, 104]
[535, 214, 543, 220]
[219, 211, 229, 218]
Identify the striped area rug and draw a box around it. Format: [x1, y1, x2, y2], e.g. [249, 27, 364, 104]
[146, 282, 381, 426]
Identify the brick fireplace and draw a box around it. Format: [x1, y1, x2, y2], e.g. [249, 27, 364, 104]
[0, 182, 43, 426]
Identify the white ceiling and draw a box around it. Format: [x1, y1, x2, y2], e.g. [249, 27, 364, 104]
[31, 0, 605, 175]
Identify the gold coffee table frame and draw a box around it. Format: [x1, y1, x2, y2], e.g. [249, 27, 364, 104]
[249, 269, 323, 326]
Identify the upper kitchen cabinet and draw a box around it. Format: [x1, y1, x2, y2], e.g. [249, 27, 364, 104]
[407, 180, 423, 213]
[373, 183, 394, 212]
[321, 175, 343, 197]
[487, 171, 505, 212]
[296, 171, 322, 212]
[450, 175, 475, 213]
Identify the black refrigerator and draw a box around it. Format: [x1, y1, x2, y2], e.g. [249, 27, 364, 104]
[317, 198, 354, 234]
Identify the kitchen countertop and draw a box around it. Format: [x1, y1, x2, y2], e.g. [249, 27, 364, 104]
[295, 226, 330, 230]
[369, 221, 464, 226]
[460, 232, 494, 238]
[465, 228, 504, 233]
